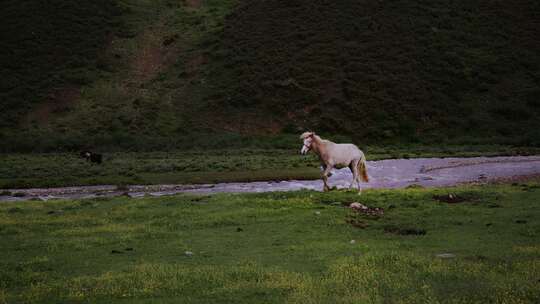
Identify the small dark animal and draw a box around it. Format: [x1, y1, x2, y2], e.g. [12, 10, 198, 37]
[80, 151, 103, 164]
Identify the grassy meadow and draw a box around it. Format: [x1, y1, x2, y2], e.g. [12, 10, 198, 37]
[1, 181, 539, 303]
[2, 144, 539, 189]
[2, 2, 539, 301]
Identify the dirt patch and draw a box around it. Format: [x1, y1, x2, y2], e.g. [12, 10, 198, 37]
[384, 225, 426, 236]
[25, 87, 81, 125]
[185, 54, 207, 78]
[162, 34, 179, 46]
[7, 207, 23, 214]
[189, 195, 211, 204]
[349, 202, 384, 217]
[433, 194, 467, 204]
[345, 215, 369, 229]
[128, 25, 181, 85]
[185, 0, 202, 9]
[345, 202, 384, 229]
[213, 112, 283, 135]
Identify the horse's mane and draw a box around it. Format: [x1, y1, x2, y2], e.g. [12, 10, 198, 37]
[299, 132, 313, 139]
[300, 132, 324, 143]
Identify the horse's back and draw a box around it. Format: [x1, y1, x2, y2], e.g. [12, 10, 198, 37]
[328, 143, 362, 164]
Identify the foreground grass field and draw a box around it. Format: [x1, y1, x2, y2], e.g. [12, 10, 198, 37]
[3, 145, 539, 189]
[1, 181, 539, 303]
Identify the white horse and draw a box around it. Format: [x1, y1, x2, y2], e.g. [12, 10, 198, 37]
[300, 132, 369, 192]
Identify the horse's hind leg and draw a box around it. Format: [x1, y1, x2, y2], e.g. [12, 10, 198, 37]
[351, 160, 362, 194]
[349, 163, 358, 189]
[356, 176, 362, 195]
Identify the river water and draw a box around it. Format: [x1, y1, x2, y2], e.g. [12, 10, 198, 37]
[2, 156, 540, 202]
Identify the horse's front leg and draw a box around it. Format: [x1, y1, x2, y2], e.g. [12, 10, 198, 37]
[321, 164, 332, 177]
[322, 165, 333, 191]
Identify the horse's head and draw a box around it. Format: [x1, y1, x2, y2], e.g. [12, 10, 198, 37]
[300, 132, 315, 155]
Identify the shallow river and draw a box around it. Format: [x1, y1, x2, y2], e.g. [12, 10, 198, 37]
[2, 156, 540, 202]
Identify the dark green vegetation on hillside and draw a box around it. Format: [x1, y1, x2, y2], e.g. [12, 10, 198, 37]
[1, 0, 539, 151]
[0, 0, 123, 128]
[1, 183, 540, 303]
[211, 0, 540, 142]
[1, 0, 238, 152]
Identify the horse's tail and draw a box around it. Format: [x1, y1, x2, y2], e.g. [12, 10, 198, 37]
[358, 152, 369, 182]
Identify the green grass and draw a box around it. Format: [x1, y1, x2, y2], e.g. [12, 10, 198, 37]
[1, 182, 539, 303]
[2, 145, 539, 189]
[0, 149, 319, 188]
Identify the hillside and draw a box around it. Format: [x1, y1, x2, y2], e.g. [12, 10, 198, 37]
[1, 0, 539, 151]
[206, 0, 540, 143]
[0, 0, 123, 129]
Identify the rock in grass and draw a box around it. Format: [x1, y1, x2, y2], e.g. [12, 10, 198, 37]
[184, 251, 193, 257]
[350, 240, 356, 244]
[350, 202, 384, 217]
[314, 211, 321, 215]
[436, 253, 456, 259]
[350, 202, 367, 210]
